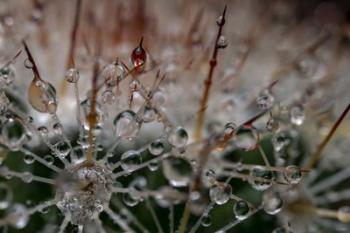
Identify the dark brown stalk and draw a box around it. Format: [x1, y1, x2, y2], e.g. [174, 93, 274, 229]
[193, 5, 227, 141]
[22, 41, 43, 81]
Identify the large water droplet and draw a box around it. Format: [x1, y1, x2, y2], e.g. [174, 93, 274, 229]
[148, 160, 159, 171]
[123, 192, 139, 207]
[234, 127, 258, 151]
[233, 200, 251, 220]
[120, 150, 142, 172]
[24, 153, 35, 164]
[7, 204, 29, 229]
[1, 117, 27, 149]
[201, 214, 212, 227]
[21, 172, 33, 183]
[44, 155, 54, 165]
[131, 39, 147, 72]
[101, 89, 116, 105]
[0, 66, 15, 87]
[28, 80, 57, 113]
[283, 165, 302, 184]
[148, 139, 165, 156]
[54, 141, 71, 159]
[102, 63, 125, 87]
[209, 183, 232, 205]
[142, 106, 156, 123]
[114, 110, 141, 139]
[167, 127, 188, 148]
[338, 206, 350, 223]
[263, 191, 283, 215]
[249, 166, 274, 191]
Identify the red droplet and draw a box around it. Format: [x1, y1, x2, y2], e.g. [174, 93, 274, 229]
[131, 37, 146, 72]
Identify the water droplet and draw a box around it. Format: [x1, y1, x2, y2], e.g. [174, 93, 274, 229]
[102, 63, 125, 87]
[101, 89, 116, 104]
[148, 160, 159, 171]
[39, 204, 50, 214]
[249, 166, 274, 191]
[21, 171, 33, 183]
[233, 200, 251, 220]
[256, 91, 274, 110]
[338, 206, 350, 223]
[0, 183, 12, 209]
[290, 105, 305, 126]
[266, 118, 279, 132]
[216, 15, 225, 26]
[0, 66, 15, 87]
[24, 58, 33, 69]
[163, 157, 193, 187]
[26, 116, 34, 124]
[263, 191, 283, 215]
[224, 122, 236, 135]
[54, 141, 71, 159]
[37, 126, 49, 137]
[53, 122, 63, 135]
[24, 153, 35, 164]
[65, 68, 80, 83]
[28, 80, 57, 113]
[7, 204, 29, 229]
[205, 169, 216, 183]
[114, 110, 141, 139]
[44, 155, 54, 165]
[148, 139, 165, 156]
[1, 117, 26, 149]
[153, 91, 166, 106]
[209, 183, 232, 205]
[131, 39, 147, 72]
[283, 165, 302, 184]
[142, 106, 156, 123]
[217, 35, 228, 49]
[234, 127, 258, 151]
[123, 192, 139, 206]
[201, 214, 212, 227]
[120, 150, 142, 172]
[167, 127, 188, 148]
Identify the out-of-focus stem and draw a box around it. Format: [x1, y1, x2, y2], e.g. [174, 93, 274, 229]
[305, 103, 350, 170]
[86, 40, 101, 161]
[60, 0, 82, 96]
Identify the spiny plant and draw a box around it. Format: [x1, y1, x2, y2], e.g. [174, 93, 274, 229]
[0, 0, 350, 233]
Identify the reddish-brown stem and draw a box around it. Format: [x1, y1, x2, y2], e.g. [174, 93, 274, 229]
[1, 50, 22, 70]
[305, 103, 350, 169]
[193, 5, 226, 140]
[67, 0, 82, 68]
[22, 41, 43, 81]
